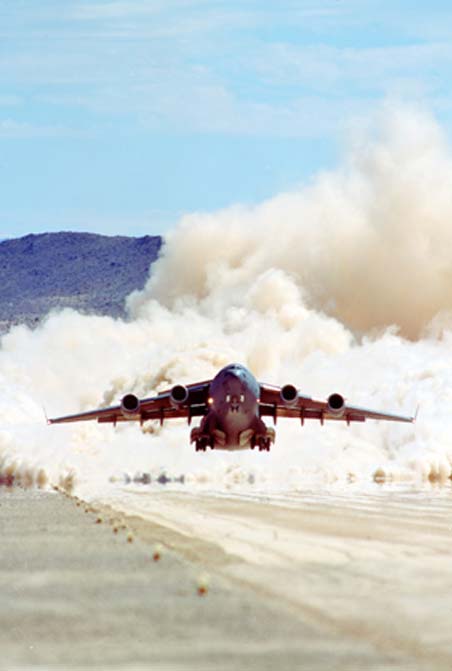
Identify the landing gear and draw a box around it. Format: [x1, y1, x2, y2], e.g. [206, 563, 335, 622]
[257, 436, 271, 452]
[191, 421, 275, 451]
[196, 436, 215, 451]
[196, 439, 208, 452]
[191, 427, 215, 452]
[250, 427, 275, 451]
[251, 435, 271, 451]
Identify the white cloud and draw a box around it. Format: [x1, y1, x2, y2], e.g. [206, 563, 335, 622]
[68, 0, 228, 21]
[132, 84, 369, 138]
[3, 0, 452, 141]
[252, 42, 452, 93]
[68, 0, 253, 36]
[0, 119, 86, 139]
[0, 95, 21, 107]
[71, 1, 165, 20]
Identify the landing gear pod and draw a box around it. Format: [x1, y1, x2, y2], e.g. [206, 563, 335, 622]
[170, 384, 189, 406]
[121, 393, 141, 416]
[280, 384, 299, 406]
[327, 393, 345, 416]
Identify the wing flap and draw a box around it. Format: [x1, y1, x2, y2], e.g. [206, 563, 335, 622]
[48, 405, 124, 424]
[259, 384, 414, 424]
[49, 379, 212, 426]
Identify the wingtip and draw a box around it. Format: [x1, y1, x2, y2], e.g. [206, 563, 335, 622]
[43, 406, 50, 425]
[44, 407, 58, 425]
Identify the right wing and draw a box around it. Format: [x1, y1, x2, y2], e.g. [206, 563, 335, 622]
[48, 380, 212, 426]
[258, 383, 415, 425]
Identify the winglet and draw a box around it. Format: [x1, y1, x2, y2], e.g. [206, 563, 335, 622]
[43, 406, 50, 425]
[414, 405, 420, 422]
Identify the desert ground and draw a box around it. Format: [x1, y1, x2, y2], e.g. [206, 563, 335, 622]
[1, 483, 452, 670]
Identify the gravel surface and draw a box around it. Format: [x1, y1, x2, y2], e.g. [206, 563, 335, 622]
[0, 488, 350, 671]
[2, 486, 449, 670]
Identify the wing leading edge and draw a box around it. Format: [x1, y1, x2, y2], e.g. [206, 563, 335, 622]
[48, 376, 415, 430]
[48, 380, 212, 426]
[258, 384, 414, 425]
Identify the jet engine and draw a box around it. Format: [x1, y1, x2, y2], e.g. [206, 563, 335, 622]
[280, 384, 299, 406]
[327, 393, 345, 416]
[170, 384, 189, 406]
[121, 393, 141, 416]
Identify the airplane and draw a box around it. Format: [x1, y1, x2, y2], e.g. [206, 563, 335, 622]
[48, 363, 415, 451]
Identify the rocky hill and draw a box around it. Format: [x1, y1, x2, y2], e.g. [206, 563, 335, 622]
[0, 232, 162, 334]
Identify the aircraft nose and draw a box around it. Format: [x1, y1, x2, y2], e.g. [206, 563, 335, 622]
[228, 394, 244, 413]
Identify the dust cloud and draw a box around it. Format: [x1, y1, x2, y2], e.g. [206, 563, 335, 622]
[1, 104, 452, 497]
[130, 104, 452, 341]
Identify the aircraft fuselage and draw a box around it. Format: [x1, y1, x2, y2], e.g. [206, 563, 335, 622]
[192, 364, 273, 451]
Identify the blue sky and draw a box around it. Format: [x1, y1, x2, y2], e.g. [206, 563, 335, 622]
[2, 0, 452, 238]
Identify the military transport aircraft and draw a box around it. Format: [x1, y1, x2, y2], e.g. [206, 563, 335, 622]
[48, 363, 415, 451]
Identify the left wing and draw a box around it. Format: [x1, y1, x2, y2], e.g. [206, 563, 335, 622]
[48, 380, 212, 426]
[258, 384, 415, 425]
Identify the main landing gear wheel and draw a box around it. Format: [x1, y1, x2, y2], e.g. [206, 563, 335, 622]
[251, 427, 275, 451]
[191, 428, 215, 451]
[251, 436, 271, 451]
[257, 437, 271, 452]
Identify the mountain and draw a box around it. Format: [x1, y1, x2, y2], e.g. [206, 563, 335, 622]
[0, 232, 162, 334]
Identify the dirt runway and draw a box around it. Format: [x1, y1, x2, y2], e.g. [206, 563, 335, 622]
[110, 485, 452, 669]
[1, 485, 452, 670]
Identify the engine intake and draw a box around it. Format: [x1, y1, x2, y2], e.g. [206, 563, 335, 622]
[280, 384, 299, 406]
[327, 393, 345, 416]
[170, 384, 189, 406]
[121, 393, 141, 416]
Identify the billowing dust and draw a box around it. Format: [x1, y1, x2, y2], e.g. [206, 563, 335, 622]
[1, 104, 452, 498]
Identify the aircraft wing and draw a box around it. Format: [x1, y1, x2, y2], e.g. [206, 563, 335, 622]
[48, 380, 212, 426]
[258, 384, 414, 425]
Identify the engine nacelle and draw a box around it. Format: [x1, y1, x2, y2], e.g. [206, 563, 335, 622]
[121, 393, 141, 416]
[327, 393, 345, 416]
[280, 384, 299, 406]
[170, 384, 189, 407]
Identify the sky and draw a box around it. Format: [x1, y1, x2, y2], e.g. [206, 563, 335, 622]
[2, 0, 452, 238]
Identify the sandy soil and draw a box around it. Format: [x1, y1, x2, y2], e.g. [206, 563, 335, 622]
[1, 486, 452, 670]
[103, 485, 452, 670]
